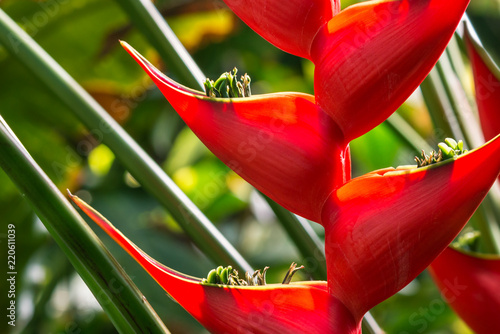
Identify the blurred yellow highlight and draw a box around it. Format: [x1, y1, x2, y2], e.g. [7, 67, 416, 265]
[173, 166, 198, 192]
[88, 144, 115, 176]
[170, 10, 235, 51]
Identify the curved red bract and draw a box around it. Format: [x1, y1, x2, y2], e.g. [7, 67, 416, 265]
[312, 0, 471, 142]
[121, 41, 350, 223]
[466, 30, 500, 147]
[69, 193, 361, 334]
[322, 135, 500, 319]
[222, 0, 340, 60]
[429, 247, 500, 334]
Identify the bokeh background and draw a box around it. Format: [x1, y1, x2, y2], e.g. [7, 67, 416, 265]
[1, 0, 499, 333]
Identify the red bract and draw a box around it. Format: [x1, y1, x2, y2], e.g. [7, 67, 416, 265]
[429, 247, 500, 334]
[69, 193, 362, 334]
[312, 0, 470, 141]
[321, 135, 500, 320]
[222, 0, 340, 60]
[465, 28, 500, 142]
[121, 41, 350, 223]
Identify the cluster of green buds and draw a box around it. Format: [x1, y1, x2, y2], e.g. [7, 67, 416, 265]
[204, 68, 251, 98]
[201, 263, 304, 286]
[438, 138, 467, 159]
[415, 138, 467, 168]
[201, 265, 268, 286]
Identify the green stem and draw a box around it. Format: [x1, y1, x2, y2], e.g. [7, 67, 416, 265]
[0, 8, 252, 273]
[0, 115, 170, 334]
[420, 70, 465, 140]
[435, 50, 484, 148]
[262, 194, 327, 280]
[385, 113, 433, 153]
[20, 250, 73, 334]
[362, 312, 384, 334]
[115, 0, 205, 89]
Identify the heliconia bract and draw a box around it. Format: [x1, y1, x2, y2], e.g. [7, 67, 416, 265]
[429, 246, 500, 334]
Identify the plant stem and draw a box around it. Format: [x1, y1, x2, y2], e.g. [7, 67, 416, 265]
[435, 50, 484, 148]
[262, 194, 327, 280]
[385, 113, 433, 153]
[362, 312, 385, 334]
[420, 70, 465, 140]
[0, 115, 170, 334]
[115, 0, 205, 89]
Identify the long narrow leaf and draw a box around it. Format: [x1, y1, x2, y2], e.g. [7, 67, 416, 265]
[420, 70, 466, 140]
[115, 0, 205, 89]
[0, 115, 170, 334]
[385, 113, 433, 154]
[262, 194, 327, 280]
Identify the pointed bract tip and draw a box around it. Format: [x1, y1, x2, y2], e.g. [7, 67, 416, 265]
[430, 246, 500, 334]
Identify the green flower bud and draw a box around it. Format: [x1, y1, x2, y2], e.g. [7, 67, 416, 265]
[445, 138, 458, 150]
[207, 269, 219, 284]
[438, 142, 455, 159]
[204, 78, 218, 98]
[229, 70, 240, 98]
[220, 266, 231, 284]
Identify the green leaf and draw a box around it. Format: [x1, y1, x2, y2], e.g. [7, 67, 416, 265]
[0, 115, 170, 334]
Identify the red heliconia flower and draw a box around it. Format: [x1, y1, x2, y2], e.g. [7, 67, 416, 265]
[429, 246, 500, 334]
[224, 0, 470, 142]
[321, 135, 500, 320]
[121, 41, 350, 223]
[465, 27, 500, 145]
[112, 1, 499, 330]
[69, 193, 361, 334]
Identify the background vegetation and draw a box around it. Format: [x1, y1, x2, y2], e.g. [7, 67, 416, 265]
[1, 0, 499, 333]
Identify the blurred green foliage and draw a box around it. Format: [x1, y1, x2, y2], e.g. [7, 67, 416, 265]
[0, 0, 499, 333]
